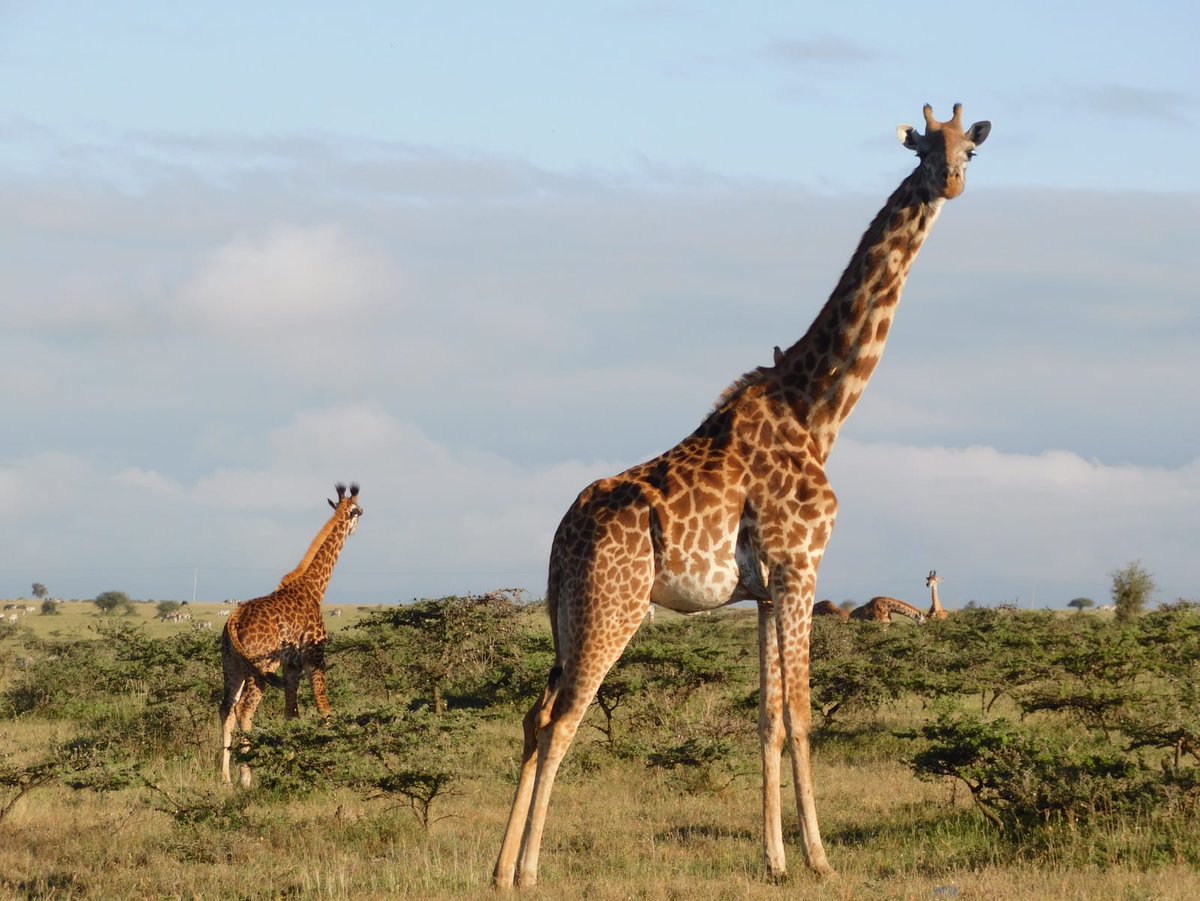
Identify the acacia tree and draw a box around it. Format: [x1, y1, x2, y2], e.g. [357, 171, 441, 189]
[351, 590, 528, 714]
[1111, 561, 1156, 624]
[31, 583, 48, 599]
[94, 590, 134, 616]
[1068, 597, 1095, 614]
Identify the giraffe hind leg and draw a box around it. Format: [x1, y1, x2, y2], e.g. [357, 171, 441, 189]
[219, 678, 245, 786]
[513, 576, 651, 886]
[233, 676, 266, 789]
[494, 664, 560, 888]
[219, 644, 250, 785]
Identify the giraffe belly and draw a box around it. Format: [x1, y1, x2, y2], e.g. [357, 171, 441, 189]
[649, 557, 742, 613]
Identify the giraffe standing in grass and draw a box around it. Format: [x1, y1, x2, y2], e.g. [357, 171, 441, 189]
[926, 569, 948, 620]
[494, 104, 991, 887]
[849, 595, 926, 624]
[220, 483, 362, 787]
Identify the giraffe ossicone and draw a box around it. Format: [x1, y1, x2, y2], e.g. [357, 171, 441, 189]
[494, 103, 990, 888]
[219, 482, 362, 787]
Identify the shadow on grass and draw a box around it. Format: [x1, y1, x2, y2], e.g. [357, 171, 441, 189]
[656, 822, 756, 845]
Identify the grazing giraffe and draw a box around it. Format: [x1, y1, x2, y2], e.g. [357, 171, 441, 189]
[494, 103, 991, 887]
[926, 569, 948, 620]
[849, 595, 927, 624]
[813, 599, 849, 621]
[219, 482, 363, 787]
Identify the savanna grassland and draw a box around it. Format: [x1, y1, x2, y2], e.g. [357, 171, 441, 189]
[1, 594, 1198, 900]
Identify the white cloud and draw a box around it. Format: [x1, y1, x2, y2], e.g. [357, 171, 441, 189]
[2, 135, 1196, 610]
[822, 440, 1200, 606]
[175, 223, 399, 336]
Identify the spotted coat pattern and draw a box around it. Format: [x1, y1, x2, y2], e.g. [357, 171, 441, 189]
[812, 599, 850, 621]
[494, 104, 991, 888]
[849, 595, 927, 624]
[219, 483, 362, 787]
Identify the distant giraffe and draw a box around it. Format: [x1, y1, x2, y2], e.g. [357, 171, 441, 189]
[849, 595, 927, 624]
[926, 570, 948, 620]
[219, 483, 362, 787]
[813, 599, 849, 621]
[494, 103, 991, 888]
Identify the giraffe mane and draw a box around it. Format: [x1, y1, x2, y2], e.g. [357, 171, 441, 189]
[708, 362, 775, 414]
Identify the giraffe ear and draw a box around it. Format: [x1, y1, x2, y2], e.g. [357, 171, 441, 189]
[897, 124, 921, 151]
[328, 498, 337, 510]
[967, 121, 991, 146]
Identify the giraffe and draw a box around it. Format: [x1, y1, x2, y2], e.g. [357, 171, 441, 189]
[219, 482, 363, 787]
[926, 569, 948, 620]
[849, 595, 927, 624]
[813, 599, 849, 621]
[493, 103, 990, 888]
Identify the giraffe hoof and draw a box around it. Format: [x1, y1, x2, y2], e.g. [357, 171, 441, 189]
[810, 861, 837, 880]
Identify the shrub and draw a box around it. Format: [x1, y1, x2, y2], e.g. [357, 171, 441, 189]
[1111, 560, 1155, 623]
[94, 590, 135, 616]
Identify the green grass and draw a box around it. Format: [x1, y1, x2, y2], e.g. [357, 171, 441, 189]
[2, 603, 1198, 900]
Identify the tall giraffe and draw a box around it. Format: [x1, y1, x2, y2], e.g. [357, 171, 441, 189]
[219, 482, 363, 787]
[493, 103, 990, 887]
[926, 569, 948, 620]
[849, 595, 926, 624]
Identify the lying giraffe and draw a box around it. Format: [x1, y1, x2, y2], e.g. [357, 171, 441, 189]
[849, 595, 926, 624]
[494, 103, 990, 887]
[219, 482, 362, 787]
[813, 599, 849, 621]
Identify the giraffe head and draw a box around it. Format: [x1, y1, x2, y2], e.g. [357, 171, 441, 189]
[926, 569, 941, 589]
[896, 103, 990, 200]
[327, 482, 364, 536]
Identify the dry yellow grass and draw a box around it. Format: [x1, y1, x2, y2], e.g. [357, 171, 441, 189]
[2, 603, 1197, 900]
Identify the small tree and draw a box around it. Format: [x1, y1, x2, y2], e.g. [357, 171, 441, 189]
[1111, 561, 1155, 624]
[156, 600, 182, 619]
[94, 590, 135, 616]
[31, 583, 48, 600]
[350, 590, 528, 714]
[40, 599, 59, 615]
[1068, 597, 1095, 614]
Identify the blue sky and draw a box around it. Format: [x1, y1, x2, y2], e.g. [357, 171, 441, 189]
[1, 1, 1197, 610]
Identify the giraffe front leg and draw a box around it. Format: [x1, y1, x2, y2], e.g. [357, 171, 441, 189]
[757, 601, 789, 880]
[772, 562, 835, 878]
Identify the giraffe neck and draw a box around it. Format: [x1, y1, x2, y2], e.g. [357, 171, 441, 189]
[929, 582, 946, 618]
[288, 523, 352, 603]
[279, 505, 349, 590]
[884, 597, 924, 621]
[775, 168, 944, 461]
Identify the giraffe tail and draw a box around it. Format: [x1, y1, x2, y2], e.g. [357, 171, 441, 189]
[222, 613, 285, 689]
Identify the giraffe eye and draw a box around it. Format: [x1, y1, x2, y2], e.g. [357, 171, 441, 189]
[966, 150, 976, 160]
